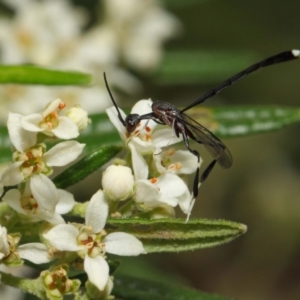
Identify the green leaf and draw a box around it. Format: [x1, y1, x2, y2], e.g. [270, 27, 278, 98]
[113, 275, 234, 300]
[187, 106, 300, 138]
[0, 65, 92, 85]
[53, 145, 122, 189]
[107, 218, 247, 253]
[156, 50, 258, 84]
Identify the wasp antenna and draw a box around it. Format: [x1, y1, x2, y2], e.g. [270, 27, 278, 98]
[292, 49, 300, 57]
[103, 72, 126, 126]
[181, 49, 300, 112]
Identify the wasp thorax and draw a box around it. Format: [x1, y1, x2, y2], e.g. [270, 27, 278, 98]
[125, 114, 140, 133]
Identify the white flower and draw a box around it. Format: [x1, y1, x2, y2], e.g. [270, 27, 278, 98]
[7, 111, 37, 153]
[106, 99, 197, 215]
[0, 0, 85, 65]
[0, 225, 50, 264]
[102, 0, 181, 71]
[21, 99, 79, 139]
[106, 99, 181, 180]
[135, 173, 191, 214]
[0, 0, 180, 125]
[1, 140, 84, 187]
[43, 190, 146, 291]
[102, 165, 134, 201]
[153, 148, 199, 175]
[3, 180, 75, 224]
[3, 113, 85, 187]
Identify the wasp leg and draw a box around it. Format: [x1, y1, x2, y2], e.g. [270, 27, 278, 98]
[181, 127, 218, 222]
[180, 127, 201, 198]
[201, 159, 217, 183]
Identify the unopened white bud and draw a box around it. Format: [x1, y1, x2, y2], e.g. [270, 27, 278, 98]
[66, 106, 90, 131]
[102, 165, 134, 201]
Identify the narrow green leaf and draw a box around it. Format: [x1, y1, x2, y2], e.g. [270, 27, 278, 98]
[156, 50, 258, 84]
[107, 218, 247, 253]
[113, 275, 234, 300]
[1, 106, 298, 164]
[187, 106, 300, 138]
[53, 145, 122, 189]
[0, 65, 92, 85]
[76, 105, 300, 144]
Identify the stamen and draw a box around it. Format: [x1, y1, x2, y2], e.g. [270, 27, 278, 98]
[149, 178, 157, 184]
[58, 102, 66, 110]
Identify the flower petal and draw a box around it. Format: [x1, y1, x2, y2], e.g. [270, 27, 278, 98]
[44, 141, 85, 167]
[7, 112, 37, 152]
[55, 189, 75, 214]
[39, 211, 66, 225]
[104, 232, 146, 256]
[129, 143, 148, 180]
[85, 190, 108, 233]
[131, 99, 153, 115]
[135, 180, 159, 204]
[30, 174, 59, 212]
[170, 150, 199, 174]
[157, 174, 187, 198]
[178, 188, 192, 214]
[152, 128, 181, 147]
[0, 161, 24, 187]
[130, 136, 155, 154]
[43, 224, 81, 251]
[52, 116, 79, 139]
[21, 114, 44, 132]
[106, 106, 127, 141]
[153, 149, 199, 175]
[42, 99, 62, 117]
[2, 189, 26, 215]
[18, 243, 51, 264]
[84, 255, 109, 291]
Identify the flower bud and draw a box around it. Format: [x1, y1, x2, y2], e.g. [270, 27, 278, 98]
[102, 165, 134, 201]
[66, 106, 90, 131]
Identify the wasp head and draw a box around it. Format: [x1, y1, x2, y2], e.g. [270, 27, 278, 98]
[125, 114, 140, 133]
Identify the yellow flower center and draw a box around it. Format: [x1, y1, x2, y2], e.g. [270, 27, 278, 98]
[77, 227, 107, 258]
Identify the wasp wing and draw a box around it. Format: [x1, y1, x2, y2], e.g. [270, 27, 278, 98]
[176, 112, 232, 169]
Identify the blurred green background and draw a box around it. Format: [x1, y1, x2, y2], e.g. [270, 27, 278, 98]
[116, 1, 300, 300]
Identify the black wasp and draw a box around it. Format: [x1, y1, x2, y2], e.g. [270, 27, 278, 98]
[104, 49, 300, 200]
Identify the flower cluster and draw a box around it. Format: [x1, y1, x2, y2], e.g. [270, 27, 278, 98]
[43, 190, 145, 292]
[0, 99, 146, 298]
[105, 99, 201, 219]
[0, 96, 200, 299]
[0, 0, 180, 123]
